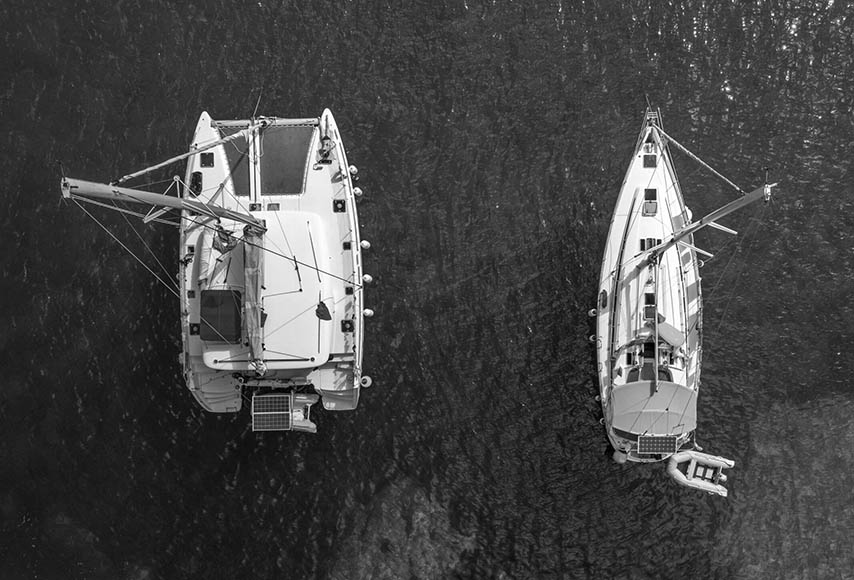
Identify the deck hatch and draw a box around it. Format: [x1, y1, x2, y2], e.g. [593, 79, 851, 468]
[251, 393, 293, 431]
[643, 188, 658, 216]
[200, 289, 242, 343]
[261, 125, 315, 195]
[637, 435, 678, 455]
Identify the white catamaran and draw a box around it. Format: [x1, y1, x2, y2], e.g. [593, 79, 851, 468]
[61, 109, 372, 432]
[592, 109, 774, 496]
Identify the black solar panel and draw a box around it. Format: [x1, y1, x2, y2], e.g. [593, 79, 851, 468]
[637, 435, 678, 455]
[251, 394, 293, 432]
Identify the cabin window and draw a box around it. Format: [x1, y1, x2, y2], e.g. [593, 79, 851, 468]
[200, 290, 242, 343]
[643, 154, 657, 168]
[645, 293, 656, 305]
[640, 238, 661, 251]
[644, 238, 662, 251]
[200, 153, 215, 168]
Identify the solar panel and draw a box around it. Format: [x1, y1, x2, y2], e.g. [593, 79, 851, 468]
[251, 393, 293, 432]
[637, 435, 678, 455]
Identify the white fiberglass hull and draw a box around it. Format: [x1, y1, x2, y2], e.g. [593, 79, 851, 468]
[178, 110, 367, 421]
[594, 112, 702, 463]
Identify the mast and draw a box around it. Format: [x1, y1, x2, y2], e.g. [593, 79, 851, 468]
[61, 177, 265, 230]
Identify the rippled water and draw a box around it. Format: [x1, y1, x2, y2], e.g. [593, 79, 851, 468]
[2, 1, 853, 579]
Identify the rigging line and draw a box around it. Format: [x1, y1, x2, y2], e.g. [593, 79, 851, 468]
[252, 90, 263, 120]
[72, 200, 240, 346]
[176, 168, 253, 218]
[72, 199, 180, 299]
[262, 301, 321, 341]
[263, 348, 308, 358]
[125, 177, 176, 191]
[713, 204, 768, 336]
[74, 202, 251, 347]
[214, 348, 253, 363]
[630, 385, 684, 436]
[673, 387, 698, 439]
[70, 195, 180, 227]
[703, 229, 750, 304]
[263, 290, 303, 298]
[657, 127, 746, 196]
[116, 202, 179, 289]
[272, 203, 303, 290]
[643, 129, 705, 214]
[306, 221, 323, 283]
[180, 214, 361, 289]
[197, 132, 257, 217]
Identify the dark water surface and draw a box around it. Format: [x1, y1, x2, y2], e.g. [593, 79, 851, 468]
[2, 1, 853, 579]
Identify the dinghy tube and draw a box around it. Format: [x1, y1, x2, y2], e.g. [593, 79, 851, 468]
[666, 450, 735, 497]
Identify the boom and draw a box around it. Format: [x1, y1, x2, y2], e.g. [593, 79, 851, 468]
[60, 177, 265, 230]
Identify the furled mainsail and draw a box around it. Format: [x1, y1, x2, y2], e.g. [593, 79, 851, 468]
[243, 225, 265, 375]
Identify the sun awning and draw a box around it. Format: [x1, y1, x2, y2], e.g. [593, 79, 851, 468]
[611, 380, 697, 435]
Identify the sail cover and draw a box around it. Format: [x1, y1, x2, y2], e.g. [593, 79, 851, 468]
[243, 225, 265, 373]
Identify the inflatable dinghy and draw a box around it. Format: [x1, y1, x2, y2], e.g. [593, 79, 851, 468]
[666, 450, 735, 497]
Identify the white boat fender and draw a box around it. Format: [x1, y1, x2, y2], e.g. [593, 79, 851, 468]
[360, 376, 373, 388]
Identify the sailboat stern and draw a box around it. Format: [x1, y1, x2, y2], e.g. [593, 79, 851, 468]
[605, 379, 697, 463]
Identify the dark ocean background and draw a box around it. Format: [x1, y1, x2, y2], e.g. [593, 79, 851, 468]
[2, 1, 853, 579]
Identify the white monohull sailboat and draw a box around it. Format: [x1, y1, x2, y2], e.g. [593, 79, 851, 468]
[592, 109, 774, 496]
[61, 110, 372, 432]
